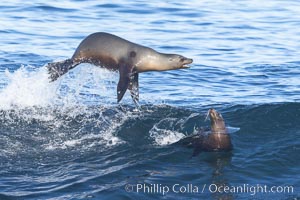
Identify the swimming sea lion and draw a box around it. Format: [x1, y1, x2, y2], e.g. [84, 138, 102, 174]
[46, 32, 193, 105]
[177, 108, 233, 156]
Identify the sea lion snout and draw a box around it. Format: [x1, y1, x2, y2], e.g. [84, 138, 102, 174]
[167, 55, 193, 69]
[178, 56, 193, 68]
[209, 109, 223, 121]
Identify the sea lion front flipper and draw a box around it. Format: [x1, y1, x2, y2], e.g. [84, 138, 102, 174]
[128, 73, 139, 106]
[117, 64, 132, 103]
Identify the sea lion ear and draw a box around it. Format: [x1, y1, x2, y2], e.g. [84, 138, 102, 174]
[117, 64, 132, 103]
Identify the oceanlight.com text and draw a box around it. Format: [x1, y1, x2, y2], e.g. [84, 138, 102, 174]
[125, 183, 294, 196]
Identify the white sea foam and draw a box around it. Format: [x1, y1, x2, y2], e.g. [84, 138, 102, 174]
[149, 118, 186, 146]
[150, 128, 185, 146]
[0, 63, 123, 110]
[0, 66, 57, 109]
[0, 64, 130, 149]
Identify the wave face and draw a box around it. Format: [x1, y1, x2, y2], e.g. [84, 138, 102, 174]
[0, 101, 299, 199]
[0, 0, 300, 199]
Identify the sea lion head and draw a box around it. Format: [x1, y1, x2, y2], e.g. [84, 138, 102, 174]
[134, 48, 193, 72]
[166, 54, 193, 69]
[206, 108, 232, 151]
[208, 108, 226, 133]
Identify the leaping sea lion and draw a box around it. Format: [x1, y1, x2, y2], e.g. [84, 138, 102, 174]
[177, 109, 233, 156]
[46, 32, 193, 105]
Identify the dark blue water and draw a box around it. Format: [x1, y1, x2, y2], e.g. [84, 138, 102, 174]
[0, 1, 299, 200]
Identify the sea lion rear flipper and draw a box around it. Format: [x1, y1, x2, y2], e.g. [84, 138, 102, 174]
[117, 64, 132, 102]
[128, 73, 139, 106]
[47, 59, 77, 81]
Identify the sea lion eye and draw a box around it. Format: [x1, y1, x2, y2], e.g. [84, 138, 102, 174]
[130, 51, 136, 57]
[180, 57, 185, 62]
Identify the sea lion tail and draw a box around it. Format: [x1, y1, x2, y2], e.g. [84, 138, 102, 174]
[46, 59, 77, 81]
